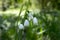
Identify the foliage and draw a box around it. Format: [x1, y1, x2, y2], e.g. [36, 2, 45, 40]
[0, 0, 60, 40]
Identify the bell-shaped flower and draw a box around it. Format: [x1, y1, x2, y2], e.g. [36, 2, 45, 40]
[33, 17, 38, 25]
[19, 24, 24, 29]
[28, 13, 33, 21]
[24, 19, 29, 27]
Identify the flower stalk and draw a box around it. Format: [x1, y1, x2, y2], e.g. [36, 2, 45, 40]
[15, 4, 24, 40]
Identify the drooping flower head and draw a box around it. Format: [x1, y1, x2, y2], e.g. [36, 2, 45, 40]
[28, 13, 33, 21]
[19, 24, 24, 29]
[33, 17, 38, 25]
[24, 19, 29, 27]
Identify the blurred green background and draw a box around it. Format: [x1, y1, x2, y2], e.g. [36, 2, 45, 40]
[0, 0, 60, 40]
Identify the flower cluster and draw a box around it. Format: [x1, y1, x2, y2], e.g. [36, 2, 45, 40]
[18, 12, 38, 30]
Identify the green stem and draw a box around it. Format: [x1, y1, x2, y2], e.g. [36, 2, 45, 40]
[15, 4, 23, 40]
[17, 4, 24, 24]
[18, 5, 24, 40]
[18, 30, 23, 40]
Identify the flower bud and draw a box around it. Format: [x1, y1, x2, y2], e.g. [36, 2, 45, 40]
[19, 24, 24, 29]
[33, 17, 38, 25]
[24, 19, 29, 27]
[28, 13, 33, 21]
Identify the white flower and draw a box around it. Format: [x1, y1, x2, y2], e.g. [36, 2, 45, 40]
[28, 13, 33, 21]
[33, 17, 38, 25]
[24, 19, 29, 27]
[19, 24, 24, 29]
